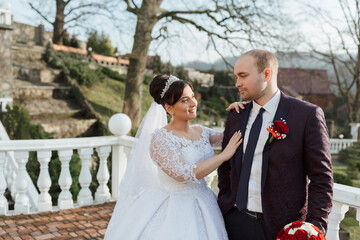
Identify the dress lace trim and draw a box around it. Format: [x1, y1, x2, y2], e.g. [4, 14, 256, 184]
[150, 126, 223, 184]
[150, 129, 199, 183]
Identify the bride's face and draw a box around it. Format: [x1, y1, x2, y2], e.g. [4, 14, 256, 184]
[172, 85, 198, 121]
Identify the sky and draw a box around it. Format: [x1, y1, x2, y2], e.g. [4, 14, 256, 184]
[0, 0, 351, 66]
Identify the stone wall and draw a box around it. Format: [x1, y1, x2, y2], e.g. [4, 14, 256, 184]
[12, 22, 52, 47]
[0, 23, 13, 98]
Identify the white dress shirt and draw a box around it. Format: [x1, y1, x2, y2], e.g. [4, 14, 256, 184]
[243, 90, 281, 212]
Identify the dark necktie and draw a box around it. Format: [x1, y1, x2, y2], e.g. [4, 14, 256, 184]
[236, 107, 265, 212]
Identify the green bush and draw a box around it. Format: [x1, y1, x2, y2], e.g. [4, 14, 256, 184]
[333, 172, 353, 186]
[339, 142, 360, 165]
[0, 104, 51, 140]
[66, 62, 106, 87]
[101, 67, 125, 82]
[43, 49, 106, 87]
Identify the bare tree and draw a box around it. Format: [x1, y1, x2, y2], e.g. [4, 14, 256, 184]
[29, 0, 113, 44]
[123, 0, 288, 126]
[304, 0, 360, 123]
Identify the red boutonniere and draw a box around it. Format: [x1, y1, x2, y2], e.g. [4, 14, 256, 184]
[267, 119, 289, 144]
[276, 221, 326, 240]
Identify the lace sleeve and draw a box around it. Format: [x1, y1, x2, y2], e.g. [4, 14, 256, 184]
[150, 130, 199, 183]
[201, 126, 223, 147]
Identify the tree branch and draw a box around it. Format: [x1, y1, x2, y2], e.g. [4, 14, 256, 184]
[28, 2, 53, 24]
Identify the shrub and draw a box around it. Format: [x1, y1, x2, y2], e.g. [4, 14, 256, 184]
[43, 49, 106, 87]
[101, 67, 125, 82]
[338, 142, 360, 165]
[65, 62, 106, 87]
[0, 104, 51, 140]
[333, 172, 353, 186]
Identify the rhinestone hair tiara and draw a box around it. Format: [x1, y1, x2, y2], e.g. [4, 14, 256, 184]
[160, 75, 180, 99]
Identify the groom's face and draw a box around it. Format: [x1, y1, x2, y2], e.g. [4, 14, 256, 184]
[234, 55, 267, 102]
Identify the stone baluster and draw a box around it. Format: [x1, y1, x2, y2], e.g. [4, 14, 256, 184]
[0, 152, 8, 215]
[326, 201, 349, 240]
[37, 150, 52, 212]
[58, 149, 73, 210]
[77, 148, 93, 207]
[14, 151, 30, 214]
[95, 146, 111, 203]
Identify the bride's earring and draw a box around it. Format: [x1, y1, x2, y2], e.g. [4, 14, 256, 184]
[171, 112, 174, 121]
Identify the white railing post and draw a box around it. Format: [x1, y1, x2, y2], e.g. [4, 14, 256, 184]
[77, 148, 93, 207]
[95, 146, 111, 203]
[0, 152, 8, 215]
[111, 143, 129, 200]
[14, 151, 30, 214]
[326, 202, 349, 240]
[37, 150, 52, 212]
[108, 113, 132, 200]
[58, 149, 73, 210]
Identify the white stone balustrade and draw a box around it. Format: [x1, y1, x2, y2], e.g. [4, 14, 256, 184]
[326, 183, 360, 240]
[0, 113, 133, 215]
[0, 98, 13, 112]
[0, 114, 359, 239]
[329, 139, 357, 154]
[0, 4, 11, 26]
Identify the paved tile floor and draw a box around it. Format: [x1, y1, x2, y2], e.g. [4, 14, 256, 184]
[0, 202, 116, 240]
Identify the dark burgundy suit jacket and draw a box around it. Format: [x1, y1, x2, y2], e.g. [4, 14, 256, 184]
[218, 92, 333, 240]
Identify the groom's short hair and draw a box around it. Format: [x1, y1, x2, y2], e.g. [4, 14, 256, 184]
[243, 49, 278, 75]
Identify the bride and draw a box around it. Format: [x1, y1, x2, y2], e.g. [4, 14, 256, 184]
[104, 74, 242, 240]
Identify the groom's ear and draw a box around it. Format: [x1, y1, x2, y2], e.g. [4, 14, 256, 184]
[264, 68, 271, 82]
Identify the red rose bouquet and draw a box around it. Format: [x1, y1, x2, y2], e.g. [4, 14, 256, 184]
[267, 118, 289, 144]
[276, 221, 326, 240]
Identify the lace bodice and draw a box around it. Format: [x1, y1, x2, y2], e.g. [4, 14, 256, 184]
[150, 126, 223, 185]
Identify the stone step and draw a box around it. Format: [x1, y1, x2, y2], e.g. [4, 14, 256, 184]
[13, 79, 72, 100]
[13, 66, 61, 83]
[31, 118, 97, 138]
[11, 44, 45, 67]
[14, 98, 82, 117]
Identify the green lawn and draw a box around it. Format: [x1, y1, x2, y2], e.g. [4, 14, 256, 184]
[79, 77, 153, 129]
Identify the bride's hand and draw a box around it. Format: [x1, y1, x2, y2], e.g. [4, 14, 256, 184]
[226, 101, 249, 113]
[221, 131, 242, 161]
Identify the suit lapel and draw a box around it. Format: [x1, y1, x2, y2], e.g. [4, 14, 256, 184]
[261, 92, 291, 190]
[235, 101, 253, 175]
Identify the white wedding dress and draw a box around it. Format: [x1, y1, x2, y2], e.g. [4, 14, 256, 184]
[105, 125, 228, 240]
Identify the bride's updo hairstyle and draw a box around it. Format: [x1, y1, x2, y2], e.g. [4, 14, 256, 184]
[149, 74, 194, 107]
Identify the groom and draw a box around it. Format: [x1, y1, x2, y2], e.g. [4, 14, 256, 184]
[218, 49, 333, 240]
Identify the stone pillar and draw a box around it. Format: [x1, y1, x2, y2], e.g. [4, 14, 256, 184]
[349, 123, 360, 140]
[0, 3, 14, 107]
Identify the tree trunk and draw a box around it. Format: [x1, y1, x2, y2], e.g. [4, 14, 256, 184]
[123, 0, 162, 126]
[53, 0, 66, 44]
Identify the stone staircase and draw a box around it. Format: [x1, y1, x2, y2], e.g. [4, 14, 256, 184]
[11, 44, 97, 138]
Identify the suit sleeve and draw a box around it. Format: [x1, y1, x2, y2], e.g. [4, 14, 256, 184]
[304, 106, 333, 234]
[217, 112, 232, 197]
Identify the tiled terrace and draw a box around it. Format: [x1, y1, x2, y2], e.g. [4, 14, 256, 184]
[0, 202, 115, 240]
